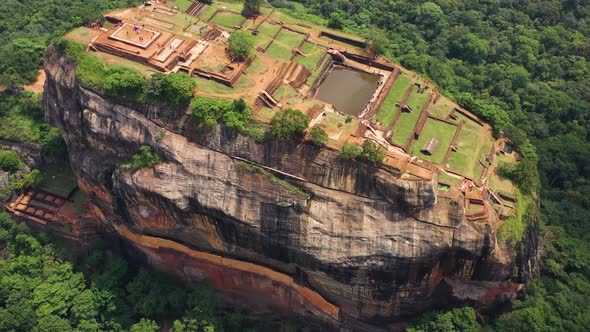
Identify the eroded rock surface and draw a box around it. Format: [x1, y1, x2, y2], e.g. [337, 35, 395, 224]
[43, 45, 538, 326]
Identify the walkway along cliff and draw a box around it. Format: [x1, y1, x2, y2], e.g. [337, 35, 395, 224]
[42, 45, 538, 328]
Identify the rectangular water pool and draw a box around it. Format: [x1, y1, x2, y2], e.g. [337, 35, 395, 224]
[315, 66, 380, 116]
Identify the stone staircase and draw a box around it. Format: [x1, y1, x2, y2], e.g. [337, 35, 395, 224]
[185, 1, 207, 17]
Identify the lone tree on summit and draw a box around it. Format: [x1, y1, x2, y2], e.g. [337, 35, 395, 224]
[228, 31, 254, 61]
[242, 0, 261, 18]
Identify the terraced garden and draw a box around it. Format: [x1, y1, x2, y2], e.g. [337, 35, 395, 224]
[375, 74, 411, 126]
[390, 85, 430, 146]
[446, 120, 493, 180]
[411, 119, 457, 164]
[210, 11, 245, 29]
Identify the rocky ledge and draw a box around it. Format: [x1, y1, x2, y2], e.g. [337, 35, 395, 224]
[43, 45, 538, 327]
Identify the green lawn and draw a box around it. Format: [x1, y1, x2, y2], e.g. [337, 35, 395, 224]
[301, 41, 316, 54]
[65, 27, 93, 43]
[210, 11, 244, 29]
[274, 84, 300, 100]
[208, 1, 245, 13]
[375, 74, 412, 126]
[274, 29, 306, 49]
[269, 10, 307, 25]
[389, 85, 428, 146]
[320, 112, 347, 132]
[251, 32, 272, 48]
[489, 155, 516, 197]
[257, 21, 281, 37]
[294, 42, 323, 71]
[390, 109, 422, 146]
[428, 96, 455, 119]
[438, 172, 462, 186]
[246, 56, 265, 74]
[235, 75, 253, 89]
[200, 6, 218, 20]
[406, 85, 430, 112]
[194, 77, 234, 94]
[446, 121, 492, 180]
[186, 21, 209, 35]
[170, 0, 194, 11]
[266, 42, 293, 61]
[411, 119, 457, 164]
[294, 51, 323, 71]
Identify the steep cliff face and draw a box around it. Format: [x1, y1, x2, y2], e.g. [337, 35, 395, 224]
[43, 45, 538, 326]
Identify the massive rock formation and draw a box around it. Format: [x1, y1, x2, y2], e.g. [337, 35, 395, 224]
[43, 45, 538, 328]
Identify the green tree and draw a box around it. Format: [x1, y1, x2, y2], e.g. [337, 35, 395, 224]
[270, 109, 309, 141]
[22, 169, 43, 188]
[449, 32, 489, 64]
[415, 2, 447, 38]
[123, 146, 162, 169]
[102, 66, 145, 98]
[327, 11, 346, 30]
[310, 125, 328, 146]
[0, 150, 23, 173]
[144, 73, 196, 108]
[361, 140, 386, 164]
[241, 0, 261, 18]
[228, 31, 254, 61]
[341, 143, 362, 160]
[130, 319, 159, 332]
[364, 27, 388, 55]
[33, 315, 74, 332]
[408, 307, 479, 332]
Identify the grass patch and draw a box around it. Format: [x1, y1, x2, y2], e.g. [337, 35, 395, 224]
[64, 27, 93, 44]
[257, 21, 281, 37]
[376, 74, 411, 126]
[321, 112, 346, 129]
[294, 49, 323, 71]
[251, 32, 272, 48]
[269, 10, 306, 25]
[390, 110, 421, 146]
[389, 86, 428, 146]
[246, 56, 265, 74]
[266, 42, 293, 61]
[235, 160, 307, 197]
[211, 11, 244, 29]
[301, 41, 316, 54]
[255, 107, 276, 123]
[199, 5, 217, 20]
[411, 119, 457, 164]
[274, 29, 305, 49]
[438, 172, 462, 186]
[195, 77, 235, 94]
[446, 121, 491, 180]
[497, 190, 535, 248]
[273, 84, 299, 100]
[489, 154, 517, 196]
[429, 96, 455, 119]
[319, 112, 353, 142]
[209, 1, 245, 13]
[274, 85, 287, 100]
[406, 84, 430, 112]
[171, 0, 194, 11]
[235, 75, 253, 89]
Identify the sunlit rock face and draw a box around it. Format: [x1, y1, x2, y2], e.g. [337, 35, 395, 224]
[44, 45, 538, 326]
